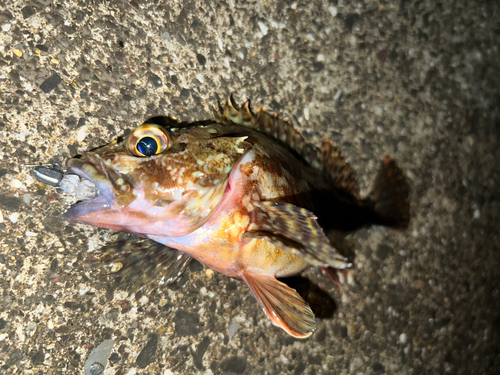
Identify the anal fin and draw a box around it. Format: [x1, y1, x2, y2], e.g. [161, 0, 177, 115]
[95, 237, 192, 292]
[241, 272, 315, 338]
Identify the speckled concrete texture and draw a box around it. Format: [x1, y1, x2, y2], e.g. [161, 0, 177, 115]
[0, 0, 499, 374]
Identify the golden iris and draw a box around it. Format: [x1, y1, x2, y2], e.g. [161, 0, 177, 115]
[127, 123, 170, 157]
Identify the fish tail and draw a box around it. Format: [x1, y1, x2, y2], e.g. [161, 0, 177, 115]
[365, 156, 410, 229]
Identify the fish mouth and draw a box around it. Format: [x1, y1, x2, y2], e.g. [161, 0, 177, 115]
[63, 159, 115, 222]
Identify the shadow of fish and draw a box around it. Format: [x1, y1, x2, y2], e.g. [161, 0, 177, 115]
[64, 96, 409, 338]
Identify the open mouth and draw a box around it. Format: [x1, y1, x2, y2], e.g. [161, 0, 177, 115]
[62, 160, 114, 222]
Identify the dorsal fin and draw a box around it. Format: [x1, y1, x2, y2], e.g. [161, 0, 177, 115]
[214, 95, 360, 199]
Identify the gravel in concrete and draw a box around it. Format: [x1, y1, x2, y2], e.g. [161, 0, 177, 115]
[0, 0, 499, 374]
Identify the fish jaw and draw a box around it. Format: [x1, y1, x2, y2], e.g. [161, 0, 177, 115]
[63, 159, 115, 222]
[63, 158, 231, 236]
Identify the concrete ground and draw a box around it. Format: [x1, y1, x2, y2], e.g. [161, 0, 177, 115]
[0, 0, 499, 374]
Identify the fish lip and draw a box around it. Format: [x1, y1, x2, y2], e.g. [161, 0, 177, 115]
[63, 159, 115, 222]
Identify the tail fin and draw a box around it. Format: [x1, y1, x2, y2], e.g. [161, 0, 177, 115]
[365, 156, 410, 229]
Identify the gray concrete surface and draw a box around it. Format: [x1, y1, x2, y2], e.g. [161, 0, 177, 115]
[1, 0, 499, 374]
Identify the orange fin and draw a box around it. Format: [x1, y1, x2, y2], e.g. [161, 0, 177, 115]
[366, 156, 410, 229]
[244, 201, 352, 270]
[95, 238, 192, 292]
[241, 272, 315, 338]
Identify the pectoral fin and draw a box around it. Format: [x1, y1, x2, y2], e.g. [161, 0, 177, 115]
[241, 272, 315, 338]
[244, 201, 352, 270]
[95, 237, 192, 292]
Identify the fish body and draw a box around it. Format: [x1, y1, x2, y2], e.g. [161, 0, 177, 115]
[64, 97, 409, 337]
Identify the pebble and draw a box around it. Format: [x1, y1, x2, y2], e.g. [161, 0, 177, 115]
[11, 179, 22, 189]
[373, 105, 383, 116]
[76, 126, 88, 142]
[136, 334, 158, 369]
[21, 6, 36, 19]
[399, 333, 408, 344]
[39, 73, 62, 93]
[196, 54, 206, 66]
[205, 269, 214, 278]
[304, 106, 310, 121]
[258, 21, 268, 35]
[161, 337, 168, 347]
[13, 48, 23, 57]
[220, 356, 247, 374]
[228, 320, 238, 338]
[9, 213, 19, 223]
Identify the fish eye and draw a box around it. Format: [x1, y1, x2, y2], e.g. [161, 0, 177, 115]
[136, 135, 160, 156]
[127, 123, 171, 157]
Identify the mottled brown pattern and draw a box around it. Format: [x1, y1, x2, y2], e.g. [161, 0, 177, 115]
[75, 121, 252, 214]
[66, 97, 409, 338]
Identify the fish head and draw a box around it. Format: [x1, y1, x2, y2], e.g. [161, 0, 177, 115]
[64, 120, 251, 236]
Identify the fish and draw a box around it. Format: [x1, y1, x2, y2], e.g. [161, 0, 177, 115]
[63, 96, 410, 338]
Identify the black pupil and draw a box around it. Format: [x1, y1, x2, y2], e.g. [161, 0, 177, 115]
[137, 137, 158, 156]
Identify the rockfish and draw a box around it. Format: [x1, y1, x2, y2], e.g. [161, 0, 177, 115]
[63, 97, 409, 338]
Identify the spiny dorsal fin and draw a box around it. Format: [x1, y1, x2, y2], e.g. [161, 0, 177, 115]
[215, 95, 323, 169]
[214, 95, 360, 199]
